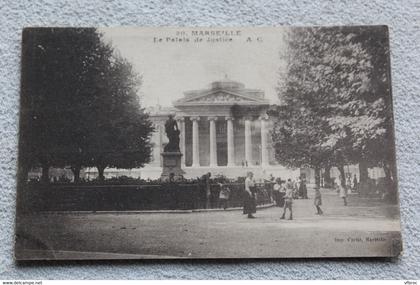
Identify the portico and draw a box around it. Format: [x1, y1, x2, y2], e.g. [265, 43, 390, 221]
[83, 79, 300, 180]
[174, 115, 271, 168]
[172, 79, 271, 169]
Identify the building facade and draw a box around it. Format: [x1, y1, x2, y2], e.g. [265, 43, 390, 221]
[84, 79, 385, 183]
[138, 79, 298, 180]
[135, 79, 293, 178]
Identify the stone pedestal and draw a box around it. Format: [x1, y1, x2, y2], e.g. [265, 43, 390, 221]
[161, 152, 184, 182]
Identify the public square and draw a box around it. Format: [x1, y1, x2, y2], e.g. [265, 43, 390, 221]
[16, 188, 401, 259]
[15, 26, 402, 261]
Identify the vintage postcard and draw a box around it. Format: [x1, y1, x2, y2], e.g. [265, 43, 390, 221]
[15, 26, 402, 259]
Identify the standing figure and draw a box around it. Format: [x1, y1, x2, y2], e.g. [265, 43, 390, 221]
[164, 115, 180, 152]
[202, 172, 212, 209]
[272, 178, 280, 207]
[352, 174, 358, 191]
[314, 187, 323, 215]
[347, 174, 352, 189]
[299, 175, 308, 199]
[273, 178, 285, 207]
[218, 183, 231, 210]
[337, 180, 348, 206]
[281, 179, 294, 220]
[293, 178, 300, 199]
[243, 171, 256, 218]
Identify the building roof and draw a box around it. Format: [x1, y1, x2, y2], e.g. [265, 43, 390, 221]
[173, 79, 269, 107]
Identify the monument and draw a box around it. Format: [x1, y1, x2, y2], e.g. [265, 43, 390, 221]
[161, 115, 184, 181]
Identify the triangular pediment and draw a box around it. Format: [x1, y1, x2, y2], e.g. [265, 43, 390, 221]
[174, 89, 269, 106]
[189, 91, 254, 103]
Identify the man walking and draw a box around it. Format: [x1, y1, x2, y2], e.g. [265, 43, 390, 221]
[281, 178, 294, 220]
[314, 186, 323, 215]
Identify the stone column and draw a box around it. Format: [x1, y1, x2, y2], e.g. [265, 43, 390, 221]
[177, 117, 186, 167]
[157, 124, 163, 167]
[151, 123, 161, 166]
[244, 117, 252, 166]
[260, 114, 269, 167]
[191, 116, 200, 167]
[208, 116, 218, 167]
[225, 116, 235, 167]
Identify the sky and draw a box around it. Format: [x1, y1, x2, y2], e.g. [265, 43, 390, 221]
[100, 27, 287, 107]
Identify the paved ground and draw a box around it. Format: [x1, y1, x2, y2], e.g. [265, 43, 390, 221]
[15, 188, 402, 259]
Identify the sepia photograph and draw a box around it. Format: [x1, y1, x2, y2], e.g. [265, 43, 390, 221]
[15, 26, 402, 260]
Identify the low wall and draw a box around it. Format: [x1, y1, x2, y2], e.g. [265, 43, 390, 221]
[21, 182, 273, 212]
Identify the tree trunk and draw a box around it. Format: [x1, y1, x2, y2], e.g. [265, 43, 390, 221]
[41, 162, 50, 183]
[71, 165, 81, 183]
[314, 166, 321, 188]
[97, 165, 106, 181]
[324, 165, 332, 188]
[338, 165, 346, 187]
[359, 159, 369, 183]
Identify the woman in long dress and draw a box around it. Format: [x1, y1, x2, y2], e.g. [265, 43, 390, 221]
[243, 171, 256, 218]
[299, 176, 308, 199]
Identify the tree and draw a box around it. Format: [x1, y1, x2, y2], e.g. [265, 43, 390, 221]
[85, 54, 154, 181]
[272, 26, 394, 189]
[20, 28, 105, 182]
[268, 104, 331, 187]
[322, 26, 396, 185]
[19, 28, 153, 183]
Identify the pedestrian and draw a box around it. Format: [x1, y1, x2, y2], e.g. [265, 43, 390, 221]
[314, 187, 323, 215]
[281, 178, 294, 220]
[347, 175, 352, 189]
[243, 171, 256, 218]
[218, 182, 230, 210]
[272, 178, 284, 207]
[299, 175, 308, 199]
[337, 180, 348, 206]
[201, 172, 212, 209]
[352, 174, 358, 191]
[293, 178, 299, 199]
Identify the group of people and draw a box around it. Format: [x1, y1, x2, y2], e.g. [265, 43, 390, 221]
[270, 177, 296, 219]
[243, 172, 325, 220]
[243, 172, 297, 219]
[271, 176, 309, 207]
[212, 171, 350, 220]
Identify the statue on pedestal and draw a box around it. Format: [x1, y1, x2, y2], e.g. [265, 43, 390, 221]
[161, 115, 184, 181]
[163, 115, 180, 152]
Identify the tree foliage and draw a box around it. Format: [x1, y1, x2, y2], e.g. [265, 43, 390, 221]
[19, 28, 153, 182]
[271, 26, 396, 186]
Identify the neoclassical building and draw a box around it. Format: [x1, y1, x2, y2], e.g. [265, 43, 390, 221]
[42, 78, 386, 183]
[139, 79, 298, 180]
